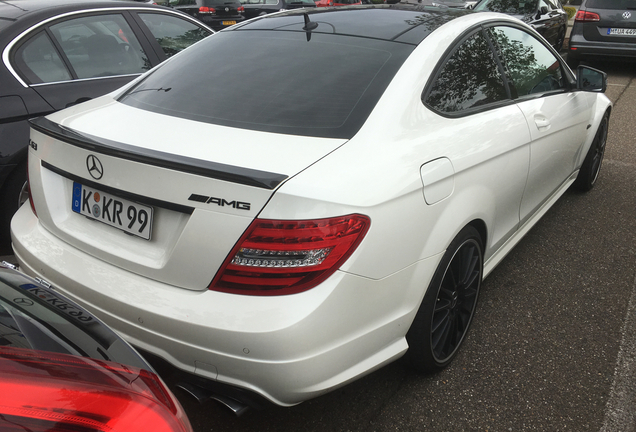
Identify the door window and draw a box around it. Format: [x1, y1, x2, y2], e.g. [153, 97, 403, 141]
[138, 13, 211, 58]
[49, 14, 151, 79]
[488, 26, 565, 98]
[424, 30, 508, 114]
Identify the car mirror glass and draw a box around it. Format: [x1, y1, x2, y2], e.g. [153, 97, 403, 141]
[577, 66, 607, 93]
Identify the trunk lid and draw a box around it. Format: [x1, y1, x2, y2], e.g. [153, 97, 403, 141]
[29, 96, 346, 291]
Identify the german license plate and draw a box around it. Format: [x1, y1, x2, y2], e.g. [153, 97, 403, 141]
[19, 284, 96, 324]
[72, 182, 153, 240]
[222, 20, 237, 25]
[608, 28, 636, 36]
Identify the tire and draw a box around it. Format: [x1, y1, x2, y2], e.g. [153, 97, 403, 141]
[573, 111, 609, 192]
[0, 161, 27, 244]
[405, 225, 483, 373]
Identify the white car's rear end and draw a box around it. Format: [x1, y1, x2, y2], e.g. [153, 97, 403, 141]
[15, 95, 414, 406]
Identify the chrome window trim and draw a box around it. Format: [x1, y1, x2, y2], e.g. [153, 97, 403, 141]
[2, 7, 211, 88]
[29, 73, 143, 87]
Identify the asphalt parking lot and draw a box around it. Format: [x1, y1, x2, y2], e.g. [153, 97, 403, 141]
[2, 60, 635, 431]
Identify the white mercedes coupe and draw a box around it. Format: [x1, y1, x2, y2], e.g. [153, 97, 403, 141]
[11, 4, 611, 409]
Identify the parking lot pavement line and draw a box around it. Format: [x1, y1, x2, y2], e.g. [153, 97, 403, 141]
[600, 272, 636, 432]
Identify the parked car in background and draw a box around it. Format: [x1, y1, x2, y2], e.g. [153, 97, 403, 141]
[315, 0, 363, 8]
[430, 0, 478, 8]
[240, 0, 315, 18]
[567, 0, 636, 67]
[12, 5, 610, 410]
[168, 0, 246, 29]
[0, 0, 212, 246]
[473, 0, 569, 50]
[0, 262, 193, 431]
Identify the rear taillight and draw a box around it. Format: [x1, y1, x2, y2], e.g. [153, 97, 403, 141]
[0, 346, 193, 432]
[575, 10, 600, 22]
[199, 6, 216, 13]
[210, 214, 370, 296]
[238, 5, 245, 12]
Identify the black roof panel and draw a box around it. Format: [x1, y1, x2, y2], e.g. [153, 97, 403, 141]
[231, 5, 470, 45]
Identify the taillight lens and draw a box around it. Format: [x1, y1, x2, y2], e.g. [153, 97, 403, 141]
[0, 346, 193, 432]
[238, 5, 245, 12]
[210, 214, 370, 296]
[199, 6, 216, 13]
[575, 10, 600, 22]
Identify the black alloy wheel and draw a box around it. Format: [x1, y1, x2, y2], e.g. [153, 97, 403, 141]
[574, 111, 609, 192]
[406, 225, 483, 373]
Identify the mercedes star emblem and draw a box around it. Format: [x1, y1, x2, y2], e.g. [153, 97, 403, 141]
[86, 155, 104, 180]
[14, 298, 34, 306]
[623, 11, 631, 19]
[225, 7, 229, 11]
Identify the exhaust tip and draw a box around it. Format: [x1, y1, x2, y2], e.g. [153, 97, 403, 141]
[176, 381, 250, 417]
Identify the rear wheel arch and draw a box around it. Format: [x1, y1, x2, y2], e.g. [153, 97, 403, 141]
[467, 219, 487, 250]
[405, 223, 485, 373]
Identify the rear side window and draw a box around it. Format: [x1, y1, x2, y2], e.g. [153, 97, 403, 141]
[138, 13, 211, 58]
[119, 31, 413, 139]
[488, 26, 565, 98]
[424, 30, 508, 114]
[586, 0, 635, 8]
[49, 14, 151, 79]
[14, 32, 72, 84]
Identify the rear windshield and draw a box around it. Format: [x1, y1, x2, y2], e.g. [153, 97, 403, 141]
[119, 30, 413, 139]
[585, 0, 636, 9]
[473, 0, 537, 14]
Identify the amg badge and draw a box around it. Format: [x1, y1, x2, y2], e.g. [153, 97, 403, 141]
[188, 194, 251, 211]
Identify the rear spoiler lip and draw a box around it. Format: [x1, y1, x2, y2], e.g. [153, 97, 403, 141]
[29, 116, 288, 190]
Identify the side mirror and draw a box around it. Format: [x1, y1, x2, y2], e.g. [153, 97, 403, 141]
[576, 65, 607, 93]
[536, 6, 548, 19]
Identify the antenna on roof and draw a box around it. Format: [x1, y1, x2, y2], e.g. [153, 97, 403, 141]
[303, 13, 318, 31]
[302, 12, 318, 41]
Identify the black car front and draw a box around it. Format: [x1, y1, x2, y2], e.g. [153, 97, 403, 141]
[0, 262, 193, 432]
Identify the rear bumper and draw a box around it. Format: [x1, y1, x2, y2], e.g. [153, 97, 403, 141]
[568, 35, 636, 61]
[11, 203, 439, 406]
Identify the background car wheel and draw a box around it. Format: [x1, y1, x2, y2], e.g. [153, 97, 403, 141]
[405, 225, 483, 373]
[573, 111, 609, 192]
[0, 161, 26, 244]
